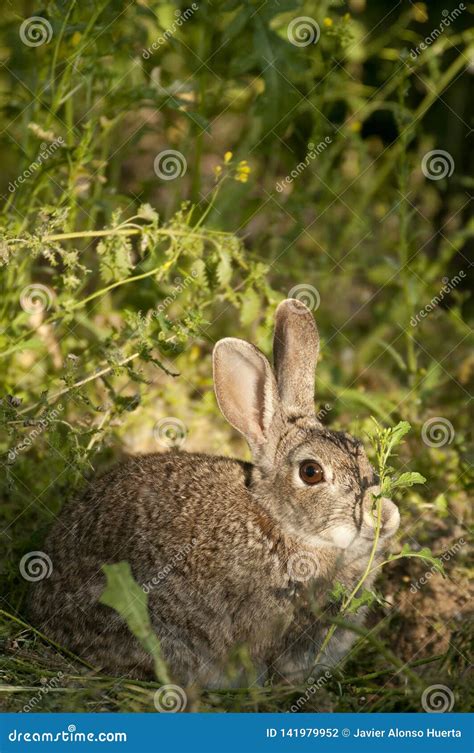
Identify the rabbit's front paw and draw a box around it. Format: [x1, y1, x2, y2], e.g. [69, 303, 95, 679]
[362, 497, 400, 540]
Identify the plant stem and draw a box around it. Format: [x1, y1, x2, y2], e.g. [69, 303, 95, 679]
[311, 497, 383, 669]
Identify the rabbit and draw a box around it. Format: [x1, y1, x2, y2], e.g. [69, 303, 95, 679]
[29, 298, 400, 687]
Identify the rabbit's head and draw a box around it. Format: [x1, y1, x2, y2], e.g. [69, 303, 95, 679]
[213, 299, 399, 550]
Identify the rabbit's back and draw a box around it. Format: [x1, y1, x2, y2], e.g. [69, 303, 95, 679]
[29, 452, 293, 682]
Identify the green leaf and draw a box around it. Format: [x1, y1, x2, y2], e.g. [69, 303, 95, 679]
[386, 420, 411, 452]
[388, 545, 445, 576]
[345, 588, 376, 615]
[216, 250, 233, 287]
[239, 288, 261, 326]
[390, 471, 426, 489]
[100, 561, 170, 682]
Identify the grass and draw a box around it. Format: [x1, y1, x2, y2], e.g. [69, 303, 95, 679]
[0, 0, 473, 714]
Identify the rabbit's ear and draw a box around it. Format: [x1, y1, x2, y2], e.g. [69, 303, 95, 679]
[273, 298, 320, 416]
[213, 338, 279, 447]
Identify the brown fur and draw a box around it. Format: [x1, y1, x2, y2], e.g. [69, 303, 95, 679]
[29, 300, 400, 686]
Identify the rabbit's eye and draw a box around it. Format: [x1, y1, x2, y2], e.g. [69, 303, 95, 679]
[299, 460, 324, 485]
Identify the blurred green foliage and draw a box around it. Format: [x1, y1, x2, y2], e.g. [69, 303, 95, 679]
[0, 0, 472, 712]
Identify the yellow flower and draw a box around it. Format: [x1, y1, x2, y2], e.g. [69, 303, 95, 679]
[235, 160, 251, 183]
[349, 120, 362, 133]
[224, 151, 233, 163]
[323, 17, 333, 28]
[214, 165, 222, 178]
[71, 31, 82, 46]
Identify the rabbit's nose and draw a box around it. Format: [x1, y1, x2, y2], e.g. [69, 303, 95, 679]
[363, 497, 400, 537]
